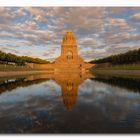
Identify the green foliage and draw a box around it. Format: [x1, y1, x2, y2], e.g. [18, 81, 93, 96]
[90, 48, 140, 65]
[21, 56, 50, 64]
[0, 51, 50, 65]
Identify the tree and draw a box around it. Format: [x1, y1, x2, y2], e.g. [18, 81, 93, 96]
[90, 48, 140, 65]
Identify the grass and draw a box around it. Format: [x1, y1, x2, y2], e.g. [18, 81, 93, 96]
[93, 63, 140, 70]
[0, 64, 53, 71]
[91, 63, 140, 79]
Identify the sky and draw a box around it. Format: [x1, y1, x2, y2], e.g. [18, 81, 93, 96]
[0, 7, 140, 62]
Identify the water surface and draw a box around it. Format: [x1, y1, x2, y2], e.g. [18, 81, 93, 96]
[0, 72, 140, 133]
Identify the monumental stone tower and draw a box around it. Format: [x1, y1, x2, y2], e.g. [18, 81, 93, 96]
[55, 31, 93, 71]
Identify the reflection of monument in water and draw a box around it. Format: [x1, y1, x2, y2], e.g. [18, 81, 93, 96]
[55, 72, 93, 111]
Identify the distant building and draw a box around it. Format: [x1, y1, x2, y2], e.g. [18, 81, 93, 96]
[7, 62, 16, 65]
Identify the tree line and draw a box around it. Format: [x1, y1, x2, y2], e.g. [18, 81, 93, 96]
[90, 48, 140, 65]
[0, 51, 50, 65]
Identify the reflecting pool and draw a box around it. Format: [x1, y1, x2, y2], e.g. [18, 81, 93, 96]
[0, 72, 140, 133]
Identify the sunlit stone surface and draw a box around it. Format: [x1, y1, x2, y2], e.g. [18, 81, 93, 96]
[54, 31, 93, 72]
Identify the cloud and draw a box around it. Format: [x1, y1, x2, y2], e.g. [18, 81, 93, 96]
[79, 38, 97, 46]
[0, 46, 20, 54]
[108, 18, 131, 31]
[0, 7, 140, 61]
[25, 7, 47, 22]
[0, 8, 13, 24]
[131, 13, 140, 21]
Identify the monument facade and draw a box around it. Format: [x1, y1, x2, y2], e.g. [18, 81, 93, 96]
[54, 31, 93, 72]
